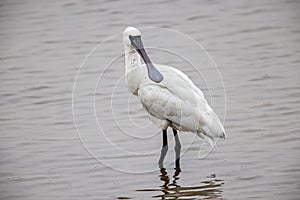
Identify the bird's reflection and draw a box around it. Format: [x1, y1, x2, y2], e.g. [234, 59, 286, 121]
[137, 168, 224, 199]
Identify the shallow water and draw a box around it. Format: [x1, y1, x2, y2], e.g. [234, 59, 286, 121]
[1, 0, 300, 199]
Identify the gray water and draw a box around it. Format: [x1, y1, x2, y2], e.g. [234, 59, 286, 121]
[1, 0, 300, 199]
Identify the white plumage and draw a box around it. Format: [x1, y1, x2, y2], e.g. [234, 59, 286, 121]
[123, 27, 226, 147]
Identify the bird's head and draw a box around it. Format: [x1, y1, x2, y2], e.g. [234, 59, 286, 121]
[123, 26, 164, 83]
[122, 26, 142, 49]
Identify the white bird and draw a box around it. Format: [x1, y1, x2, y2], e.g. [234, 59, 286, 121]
[123, 26, 226, 169]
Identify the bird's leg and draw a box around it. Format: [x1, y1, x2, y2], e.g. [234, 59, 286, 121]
[158, 129, 168, 168]
[173, 128, 181, 170]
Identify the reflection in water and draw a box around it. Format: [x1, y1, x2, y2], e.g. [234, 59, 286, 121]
[137, 168, 224, 199]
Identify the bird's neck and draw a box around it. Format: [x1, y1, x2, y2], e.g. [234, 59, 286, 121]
[124, 47, 144, 95]
[125, 47, 141, 72]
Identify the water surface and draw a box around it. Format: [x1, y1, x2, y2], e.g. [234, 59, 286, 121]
[0, 0, 300, 199]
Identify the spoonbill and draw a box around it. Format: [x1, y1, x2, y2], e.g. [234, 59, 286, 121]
[123, 27, 226, 169]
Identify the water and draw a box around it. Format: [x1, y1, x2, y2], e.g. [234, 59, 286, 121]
[1, 0, 300, 199]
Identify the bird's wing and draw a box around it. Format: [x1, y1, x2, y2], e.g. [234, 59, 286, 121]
[138, 82, 202, 132]
[157, 65, 206, 105]
[138, 64, 225, 139]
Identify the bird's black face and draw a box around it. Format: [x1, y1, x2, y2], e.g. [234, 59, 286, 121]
[129, 35, 164, 83]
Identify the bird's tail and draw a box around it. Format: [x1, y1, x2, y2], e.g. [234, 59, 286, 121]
[201, 109, 226, 140]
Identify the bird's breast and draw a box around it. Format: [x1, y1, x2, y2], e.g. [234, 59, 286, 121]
[125, 66, 148, 95]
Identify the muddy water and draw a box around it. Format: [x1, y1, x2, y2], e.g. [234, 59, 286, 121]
[1, 0, 300, 199]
